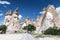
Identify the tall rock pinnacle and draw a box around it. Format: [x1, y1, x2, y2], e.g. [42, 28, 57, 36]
[47, 5, 56, 14]
[6, 10, 12, 16]
[13, 7, 19, 15]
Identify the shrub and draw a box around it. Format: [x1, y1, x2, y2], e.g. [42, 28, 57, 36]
[0, 25, 7, 34]
[43, 27, 60, 35]
[23, 24, 36, 33]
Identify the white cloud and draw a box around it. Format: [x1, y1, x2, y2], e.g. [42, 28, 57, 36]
[19, 15, 22, 19]
[56, 7, 60, 14]
[0, 13, 3, 16]
[0, 1, 10, 4]
[40, 12, 42, 14]
[39, 11, 44, 14]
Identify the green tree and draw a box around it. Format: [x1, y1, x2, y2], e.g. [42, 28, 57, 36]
[23, 24, 36, 33]
[43, 27, 54, 35]
[0, 25, 7, 34]
[43, 27, 60, 35]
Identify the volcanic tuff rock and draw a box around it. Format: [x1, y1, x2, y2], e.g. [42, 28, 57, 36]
[4, 5, 60, 34]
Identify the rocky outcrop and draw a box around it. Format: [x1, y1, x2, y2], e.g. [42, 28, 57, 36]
[35, 5, 60, 34]
[4, 8, 20, 33]
[4, 10, 12, 26]
[3, 5, 60, 34]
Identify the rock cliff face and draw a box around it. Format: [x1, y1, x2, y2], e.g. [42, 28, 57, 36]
[35, 5, 60, 34]
[4, 8, 20, 33]
[4, 10, 12, 26]
[41, 5, 54, 31]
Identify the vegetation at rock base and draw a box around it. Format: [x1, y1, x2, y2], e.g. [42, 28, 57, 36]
[0, 25, 7, 34]
[43, 27, 60, 35]
[23, 24, 36, 33]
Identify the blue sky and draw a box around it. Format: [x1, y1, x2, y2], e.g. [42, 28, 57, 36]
[0, 0, 60, 25]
